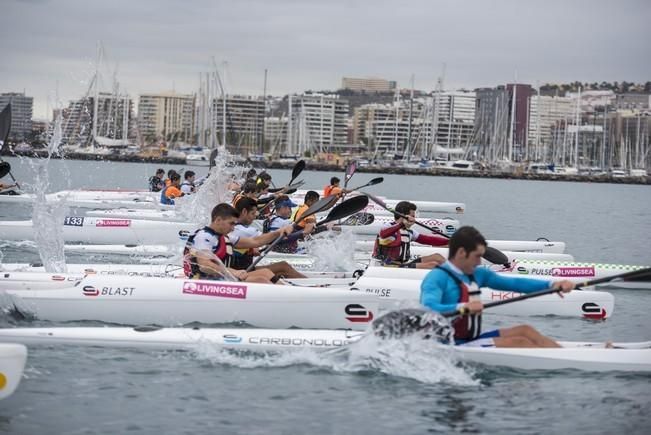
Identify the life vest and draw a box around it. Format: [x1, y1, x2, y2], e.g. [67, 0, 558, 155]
[182, 226, 233, 278]
[181, 181, 195, 193]
[160, 185, 175, 205]
[372, 223, 413, 264]
[232, 192, 244, 207]
[149, 176, 163, 192]
[437, 267, 482, 341]
[262, 216, 281, 233]
[323, 184, 334, 197]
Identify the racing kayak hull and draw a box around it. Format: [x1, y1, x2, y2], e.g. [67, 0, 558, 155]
[0, 326, 648, 372]
[0, 343, 27, 400]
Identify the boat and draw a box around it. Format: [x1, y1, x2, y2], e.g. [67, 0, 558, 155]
[0, 326, 648, 372]
[362, 263, 651, 290]
[0, 343, 27, 400]
[0, 275, 378, 330]
[0, 217, 197, 244]
[356, 239, 567, 254]
[349, 215, 460, 236]
[0, 267, 614, 319]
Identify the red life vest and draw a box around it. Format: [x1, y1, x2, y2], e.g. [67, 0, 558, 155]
[372, 223, 414, 264]
[437, 267, 482, 341]
[323, 184, 334, 197]
[183, 226, 233, 278]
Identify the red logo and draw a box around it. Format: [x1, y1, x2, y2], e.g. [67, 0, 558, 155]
[551, 267, 595, 277]
[345, 304, 374, 323]
[51, 275, 66, 281]
[582, 302, 607, 320]
[82, 285, 99, 296]
[182, 281, 247, 299]
[96, 219, 131, 227]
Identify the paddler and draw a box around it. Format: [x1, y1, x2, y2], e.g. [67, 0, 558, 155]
[180, 170, 196, 194]
[230, 197, 307, 279]
[183, 203, 292, 283]
[420, 226, 575, 348]
[148, 168, 165, 192]
[372, 201, 448, 268]
[160, 172, 184, 205]
[323, 176, 350, 198]
[292, 191, 319, 229]
[262, 195, 315, 253]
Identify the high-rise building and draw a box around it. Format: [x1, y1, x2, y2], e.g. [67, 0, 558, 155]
[286, 94, 349, 155]
[527, 95, 576, 160]
[341, 77, 397, 93]
[264, 116, 288, 153]
[138, 92, 195, 143]
[208, 95, 265, 153]
[430, 90, 476, 150]
[0, 92, 33, 141]
[62, 92, 134, 146]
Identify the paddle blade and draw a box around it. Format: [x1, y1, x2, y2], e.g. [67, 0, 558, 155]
[0, 103, 11, 149]
[344, 160, 357, 186]
[208, 149, 219, 169]
[366, 177, 384, 186]
[290, 160, 306, 183]
[483, 246, 509, 265]
[339, 212, 375, 226]
[372, 309, 452, 340]
[318, 195, 369, 225]
[0, 162, 10, 179]
[365, 192, 389, 210]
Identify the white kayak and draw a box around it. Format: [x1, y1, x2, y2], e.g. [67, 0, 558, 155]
[360, 247, 574, 263]
[356, 239, 567, 254]
[0, 275, 378, 330]
[0, 326, 648, 372]
[0, 343, 27, 400]
[0, 217, 197, 244]
[362, 263, 651, 290]
[85, 208, 183, 222]
[0, 266, 614, 319]
[351, 276, 614, 319]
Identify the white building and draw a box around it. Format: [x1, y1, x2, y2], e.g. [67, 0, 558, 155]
[264, 116, 288, 154]
[527, 95, 576, 160]
[286, 94, 349, 155]
[210, 95, 265, 153]
[138, 92, 195, 143]
[430, 90, 476, 150]
[62, 92, 134, 146]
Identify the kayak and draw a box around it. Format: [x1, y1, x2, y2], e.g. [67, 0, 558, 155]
[0, 267, 614, 319]
[0, 217, 198, 244]
[361, 248, 574, 263]
[0, 326, 648, 372]
[351, 276, 615, 319]
[0, 343, 27, 400]
[356, 239, 567, 254]
[0, 275, 379, 330]
[362, 263, 651, 290]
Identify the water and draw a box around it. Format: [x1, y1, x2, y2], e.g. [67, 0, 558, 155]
[1, 156, 650, 434]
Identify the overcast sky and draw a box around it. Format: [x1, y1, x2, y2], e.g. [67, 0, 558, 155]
[2, 0, 649, 119]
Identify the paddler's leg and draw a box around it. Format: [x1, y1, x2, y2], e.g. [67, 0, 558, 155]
[258, 261, 306, 279]
[495, 325, 561, 348]
[244, 268, 275, 284]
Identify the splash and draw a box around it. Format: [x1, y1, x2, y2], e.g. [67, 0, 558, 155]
[174, 147, 245, 224]
[27, 115, 70, 272]
[301, 228, 361, 271]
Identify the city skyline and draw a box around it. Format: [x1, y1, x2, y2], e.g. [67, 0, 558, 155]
[2, 0, 650, 119]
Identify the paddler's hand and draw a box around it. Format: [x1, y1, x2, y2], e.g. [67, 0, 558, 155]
[303, 222, 315, 235]
[463, 300, 484, 314]
[552, 280, 575, 298]
[232, 270, 248, 280]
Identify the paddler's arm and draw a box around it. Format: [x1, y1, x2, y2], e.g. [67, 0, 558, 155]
[378, 222, 403, 239]
[477, 268, 556, 294]
[420, 270, 462, 312]
[233, 225, 294, 249]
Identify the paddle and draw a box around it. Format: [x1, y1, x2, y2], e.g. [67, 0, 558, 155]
[267, 180, 305, 193]
[372, 267, 651, 338]
[343, 160, 357, 189]
[288, 160, 306, 186]
[339, 212, 375, 226]
[345, 177, 384, 193]
[0, 104, 20, 189]
[246, 195, 339, 271]
[208, 149, 219, 170]
[364, 192, 509, 265]
[0, 162, 10, 179]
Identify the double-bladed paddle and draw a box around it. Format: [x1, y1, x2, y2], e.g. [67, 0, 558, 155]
[363, 192, 509, 265]
[345, 177, 383, 193]
[372, 267, 651, 338]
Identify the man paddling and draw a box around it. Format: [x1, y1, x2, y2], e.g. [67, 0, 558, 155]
[148, 168, 165, 192]
[373, 201, 448, 269]
[263, 196, 315, 253]
[160, 173, 184, 205]
[183, 203, 292, 283]
[323, 177, 350, 198]
[180, 170, 196, 194]
[230, 198, 307, 279]
[293, 191, 319, 229]
[420, 226, 575, 348]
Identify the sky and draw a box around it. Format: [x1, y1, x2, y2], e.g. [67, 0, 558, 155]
[1, 0, 649, 119]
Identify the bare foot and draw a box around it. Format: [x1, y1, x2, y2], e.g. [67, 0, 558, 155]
[605, 341, 614, 349]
